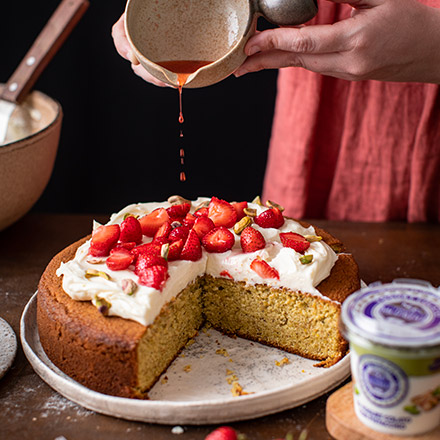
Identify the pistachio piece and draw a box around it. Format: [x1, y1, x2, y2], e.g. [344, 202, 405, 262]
[266, 200, 285, 212]
[161, 243, 170, 259]
[233, 216, 253, 235]
[243, 207, 257, 218]
[168, 195, 191, 206]
[251, 195, 264, 206]
[299, 255, 313, 265]
[94, 296, 111, 316]
[304, 235, 322, 243]
[120, 278, 138, 296]
[85, 269, 111, 280]
[123, 213, 138, 220]
[86, 256, 106, 264]
[194, 199, 210, 210]
[330, 243, 343, 253]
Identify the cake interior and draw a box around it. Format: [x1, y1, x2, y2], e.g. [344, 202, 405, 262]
[133, 275, 344, 397]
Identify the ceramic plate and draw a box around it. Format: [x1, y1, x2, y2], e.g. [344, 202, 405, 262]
[0, 317, 17, 380]
[21, 292, 350, 424]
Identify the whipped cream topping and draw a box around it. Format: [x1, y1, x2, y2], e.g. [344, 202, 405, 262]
[57, 197, 338, 326]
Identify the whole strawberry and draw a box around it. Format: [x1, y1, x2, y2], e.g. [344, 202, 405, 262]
[120, 216, 143, 244]
[205, 426, 237, 440]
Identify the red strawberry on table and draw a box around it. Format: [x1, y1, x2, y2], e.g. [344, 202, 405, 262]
[138, 265, 169, 290]
[139, 208, 170, 237]
[180, 229, 202, 261]
[106, 248, 134, 271]
[240, 226, 266, 253]
[250, 258, 280, 280]
[254, 207, 284, 229]
[192, 216, 215, 239]
[208, 197, 237, 228]
[231, 201, 248, 221]
[280, 232, 310, 253]
[166, 202, 191, 220]
[202, 226, 235, 253]
[89, 224, 120, 257]
[205, 426, 237, 440]
[119, 216, 143, 244]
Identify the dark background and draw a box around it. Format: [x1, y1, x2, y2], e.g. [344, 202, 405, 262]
[1, 0, 278, 215]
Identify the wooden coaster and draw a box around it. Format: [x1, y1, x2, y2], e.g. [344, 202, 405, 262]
[326, 382, 440, 440]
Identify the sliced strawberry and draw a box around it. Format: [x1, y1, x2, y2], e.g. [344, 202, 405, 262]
[205, 426, 237, 440]
[232, 201, 248, 221]
[192, 216, 215, 239]
[208, 197, 237, 228]
[279, 232, 310, 253]
[166, 202, 191, 220]
[138, 265, 169, 290]
[254, 208, 285, 229]
[180, 229, 202, 261]
[250, 258, 279, 280]
[139, 208, 170, 237]
[167, 239, 184, 261]
[168, 225, 190, 243]
[220, 270, 234, 280]
[120, 216, 143, 244]
[135, 253, 168, 276]
[240, 226, 266, 253]
[202, 227, 235, 253]
[182, 212, 196, 228]
[154, 220, 172, 241]
[194, 206, 209, 217]
[106, 248, 134, 271]
[89, 224, 120, 257]
[131, 242, 162, 260]
[113, 241, 137, 251]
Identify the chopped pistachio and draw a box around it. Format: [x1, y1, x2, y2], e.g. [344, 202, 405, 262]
[243, 207, 257, 218]
[161, 243, 170, 259]
[85, 269, 111, 280]
[404, 405, 420, 415]
[194, 199, 210, 210]
[167, 195, 191, 205]
[266, 200, 285, 212]
[94, 296, 111, 316]
[304, 235, 323, 243]
[233, 216, 253, 235]
[299, 255, 313, 265]
[330, 243, 343, 253]
[251, 195, 263, 206]
[86, 256, 106, 265]
[123, 213, 138, 220]
[120, 278, 137, 295]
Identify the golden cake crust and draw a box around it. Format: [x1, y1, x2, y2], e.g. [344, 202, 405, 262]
[37, 225, 360, 397]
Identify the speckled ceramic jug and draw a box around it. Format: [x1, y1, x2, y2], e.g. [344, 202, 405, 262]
[125, 0, 318, 88]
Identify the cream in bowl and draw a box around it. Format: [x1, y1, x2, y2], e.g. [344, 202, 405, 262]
[341, 279, 440, 436]
[0, 86, 62, 231]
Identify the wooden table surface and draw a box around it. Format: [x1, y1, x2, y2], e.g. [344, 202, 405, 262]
[1, 213, 439, 440]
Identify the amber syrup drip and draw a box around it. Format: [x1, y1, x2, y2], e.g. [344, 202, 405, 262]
[156, 60, 212, 183]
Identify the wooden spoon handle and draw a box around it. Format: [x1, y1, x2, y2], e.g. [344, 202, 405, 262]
[1, 0, 89, 104]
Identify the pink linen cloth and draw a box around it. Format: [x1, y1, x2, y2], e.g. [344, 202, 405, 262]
[262, 0, 440, 222]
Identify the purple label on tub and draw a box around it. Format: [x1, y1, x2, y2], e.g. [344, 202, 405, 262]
[359, 355, 409, 408]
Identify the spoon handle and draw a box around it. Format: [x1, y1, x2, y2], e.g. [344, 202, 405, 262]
[1, 0, 89, 104]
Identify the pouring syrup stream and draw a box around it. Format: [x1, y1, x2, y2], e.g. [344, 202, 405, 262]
[157, 60, 211, 182]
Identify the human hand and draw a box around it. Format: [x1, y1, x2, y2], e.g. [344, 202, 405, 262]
[235, 0, 440, 83]
[111, 13, 169, 87]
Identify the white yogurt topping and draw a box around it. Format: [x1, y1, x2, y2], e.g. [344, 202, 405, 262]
[57, 198, 338, 326]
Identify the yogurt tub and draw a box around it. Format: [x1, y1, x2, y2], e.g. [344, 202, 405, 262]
[340, 279, 440, 436]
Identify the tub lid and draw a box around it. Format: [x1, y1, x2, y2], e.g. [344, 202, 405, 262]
[341, 279, 440, 347]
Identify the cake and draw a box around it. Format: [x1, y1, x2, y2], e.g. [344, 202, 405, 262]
[37, 196, 360, 398]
